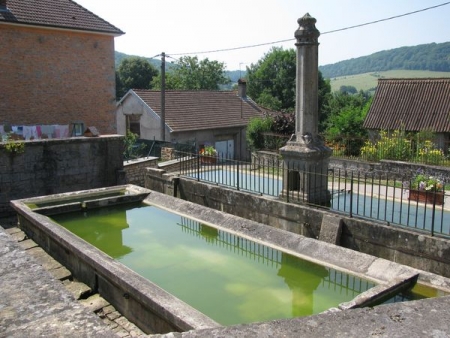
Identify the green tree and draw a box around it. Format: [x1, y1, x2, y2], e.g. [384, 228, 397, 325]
[246, 116, 273, 150]
[117, 57, 158, 98]
[115, 71, 125, 99]
[247, 47, 296, 111]
[324, 95, 371, 156]
[246, 47, 331, 120]
[152, 56, 230, 90]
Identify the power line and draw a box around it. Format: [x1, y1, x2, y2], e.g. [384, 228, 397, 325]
[169, 2, 450, 57]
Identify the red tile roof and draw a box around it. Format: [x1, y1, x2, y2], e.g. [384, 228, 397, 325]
[0, 0, 123, 35]
[364, 78, 450, 133]
[130, 89, 268, 132]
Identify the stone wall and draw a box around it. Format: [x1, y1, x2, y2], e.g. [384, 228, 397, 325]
[123, 157, 158, 186]
[161, 147, 175, 161]
[252, 151, 450, 180]
[144, 168, 450, 278]
[0, 136, 124, 218]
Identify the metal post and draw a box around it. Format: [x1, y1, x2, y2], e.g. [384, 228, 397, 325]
[431, 192, 437, 236]
[160, 52, 166, 141]
[237, 160, 240, 191]
[197, 153, 200, 182]
[349, 171, 354, 218]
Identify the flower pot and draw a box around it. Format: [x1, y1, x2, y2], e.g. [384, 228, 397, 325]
[408, 189, 444, 205]
[201, 156, 217, 165]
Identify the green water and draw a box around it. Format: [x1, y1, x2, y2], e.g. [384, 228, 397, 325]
[52, 203, 375, 326]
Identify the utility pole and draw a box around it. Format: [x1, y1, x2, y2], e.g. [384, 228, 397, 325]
[160, 52, 166, 141]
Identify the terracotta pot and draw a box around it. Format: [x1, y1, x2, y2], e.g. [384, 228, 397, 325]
[201, 156, 217, 164]
[408, 189, 444, 205]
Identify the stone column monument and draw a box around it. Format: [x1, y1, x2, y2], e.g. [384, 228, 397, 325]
[279, 13, 331, 205]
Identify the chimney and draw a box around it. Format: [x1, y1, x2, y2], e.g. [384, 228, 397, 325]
[237, 79, 247, 98]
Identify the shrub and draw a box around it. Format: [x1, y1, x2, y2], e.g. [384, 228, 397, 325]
[3, 134, 25, 155]
[246, 117, 273, 150]
[360, 141, 379, 162]
[123, 131, 145, 160]
[416, 140, 445, 165]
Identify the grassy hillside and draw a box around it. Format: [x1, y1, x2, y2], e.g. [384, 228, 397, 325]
[320, 42, 450, 78]
[329, 70, 450, 93]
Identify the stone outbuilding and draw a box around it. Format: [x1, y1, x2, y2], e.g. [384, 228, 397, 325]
[363, 78, 450, 149]
[116, 81, 270, 160]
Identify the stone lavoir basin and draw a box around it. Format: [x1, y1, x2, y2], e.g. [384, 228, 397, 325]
[10, 185, 450, 335]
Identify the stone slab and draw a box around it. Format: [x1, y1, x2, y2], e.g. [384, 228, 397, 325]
[80, 294, 111, 312]
[319, 214, 342, 245]
[18, 238, 38, 250]
[48, 265, 72, 281]
[10, 230, 27, 242]
[26, 246, 64, 271]
[64, 280, 92, 300]
[0, 228, 119, 338]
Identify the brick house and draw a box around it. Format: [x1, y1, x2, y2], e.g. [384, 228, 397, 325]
[116, 81, 270, 160]
[0, 0, 124, 135]
[363, 78, 450, 150]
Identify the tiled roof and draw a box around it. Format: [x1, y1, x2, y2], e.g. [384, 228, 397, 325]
[0, 0, 123, 35]
[131, 89, 268, 132]
[364, 78, 450, 133]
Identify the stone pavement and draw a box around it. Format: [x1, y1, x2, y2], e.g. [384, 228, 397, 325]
[0, 226, 147, 338]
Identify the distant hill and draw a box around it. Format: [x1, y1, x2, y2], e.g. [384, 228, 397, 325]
[329, 70, 450, 93]
[319, 42, 450, 79]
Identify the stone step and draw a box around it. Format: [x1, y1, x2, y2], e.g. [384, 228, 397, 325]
[63, 280, 93, 300]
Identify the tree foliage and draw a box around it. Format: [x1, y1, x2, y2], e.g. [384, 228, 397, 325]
[323, 93, 371, 156]
[246, 47, 331, 121]
[152, 56, 230, 90]
[246, 47, 296, 111]
[116, 57, 158, 99]
[246, 117, 273, 150]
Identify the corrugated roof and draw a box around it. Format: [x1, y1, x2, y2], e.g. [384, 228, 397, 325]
[364, 78, 450, 132]
[131, 89, 268, 132]
[0, 0, 124, 35]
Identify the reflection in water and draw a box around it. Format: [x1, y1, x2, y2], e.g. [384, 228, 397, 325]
[179, 217, 374, 319]
[52, 205, 135, 259]
[54, 204, 374, 325]
[277, 254, 327, 317]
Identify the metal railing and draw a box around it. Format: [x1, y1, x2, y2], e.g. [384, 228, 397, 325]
[176, 151, 449, 237]
[253, 133, 450, 167]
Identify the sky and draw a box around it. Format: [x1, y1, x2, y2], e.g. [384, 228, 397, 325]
[74, 0, 450, 71]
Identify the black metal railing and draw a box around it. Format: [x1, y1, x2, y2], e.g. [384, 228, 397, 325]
[176, 150, 449, 237]
[252, 132, 450, 167]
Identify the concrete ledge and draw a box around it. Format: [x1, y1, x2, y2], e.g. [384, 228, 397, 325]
[154, 295, 450, 338]
[339, 273, 419, 310]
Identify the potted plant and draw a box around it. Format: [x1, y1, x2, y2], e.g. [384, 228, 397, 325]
[200, 145, 217, 164]
[408, 170, 445, 205]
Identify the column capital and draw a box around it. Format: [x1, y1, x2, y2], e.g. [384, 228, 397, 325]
[295, 13, 320, 45]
